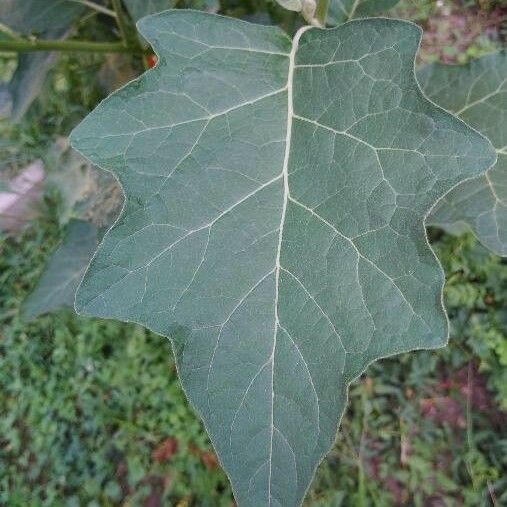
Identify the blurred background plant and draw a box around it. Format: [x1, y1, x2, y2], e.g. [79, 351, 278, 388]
[0, 1, 506, 506]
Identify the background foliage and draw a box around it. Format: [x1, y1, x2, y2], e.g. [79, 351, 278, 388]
[0, 1, 506, 506]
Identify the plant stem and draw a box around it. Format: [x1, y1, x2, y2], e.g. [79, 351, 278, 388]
[111, 0, 131, 47]
[315, 0, 330, 26]
[0, 38, 142, 53]
[69, 0, 117, 17]
[357, 384, 368, 507]
[348, 0, 360, 20]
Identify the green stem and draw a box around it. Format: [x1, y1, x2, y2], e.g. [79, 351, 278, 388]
[111, 0, 131, 47]
[348, 0, 360, 20]
[0, 38, 142, 53]
[69, 0, 116, 17]
[357, 385, 368, 507]
[315, 0, 330, 26]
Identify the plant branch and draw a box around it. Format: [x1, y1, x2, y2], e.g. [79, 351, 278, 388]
[69, 0, 117, 17]
[0, 38, 144, 53]
[111, 0, 131, 47]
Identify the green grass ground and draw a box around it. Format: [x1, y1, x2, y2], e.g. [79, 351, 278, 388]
[1, 211, 506, 506]
[1, 1, 506, 505]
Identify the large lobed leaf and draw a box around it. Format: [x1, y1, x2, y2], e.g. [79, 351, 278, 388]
[420, 52, 507, 256]
[70, 12, 495, 507]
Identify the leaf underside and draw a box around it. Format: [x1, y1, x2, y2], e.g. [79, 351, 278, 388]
[420, 52, 507, 256]
[70, 12, 495, 507]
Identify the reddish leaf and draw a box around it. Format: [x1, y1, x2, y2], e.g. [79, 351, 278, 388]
[151, 437, 178, 462]
[421, 361, 503, 429]
[188, 442, 220, 470]
[420, 396, 466, 428]
[201, 450, 219, 470]
[142, 475, 166, 507]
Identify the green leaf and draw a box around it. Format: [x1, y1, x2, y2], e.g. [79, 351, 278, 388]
[0, 83, 12, 119]
[45, 138, 96, 225]
[0, 0, 84, 35]
[0, 1, 86, 121]
[123, 0, 220, 47]
[70, 12, 495, 506]
[8, 50, 61, 121]
[274, 0, 305, 12]
[22, 220, 98, 321]
[327, 0, 400, 26]
[420, 52, 506, 256]
[123, 0, 179, 22]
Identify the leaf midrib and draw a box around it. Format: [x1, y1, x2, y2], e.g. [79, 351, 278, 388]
[268, 25, 312, 504]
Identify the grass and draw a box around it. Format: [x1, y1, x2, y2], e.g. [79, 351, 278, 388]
[1, 211, 506, 506]
[1, 216, 233, 507]
[306, 233, 507, 506]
